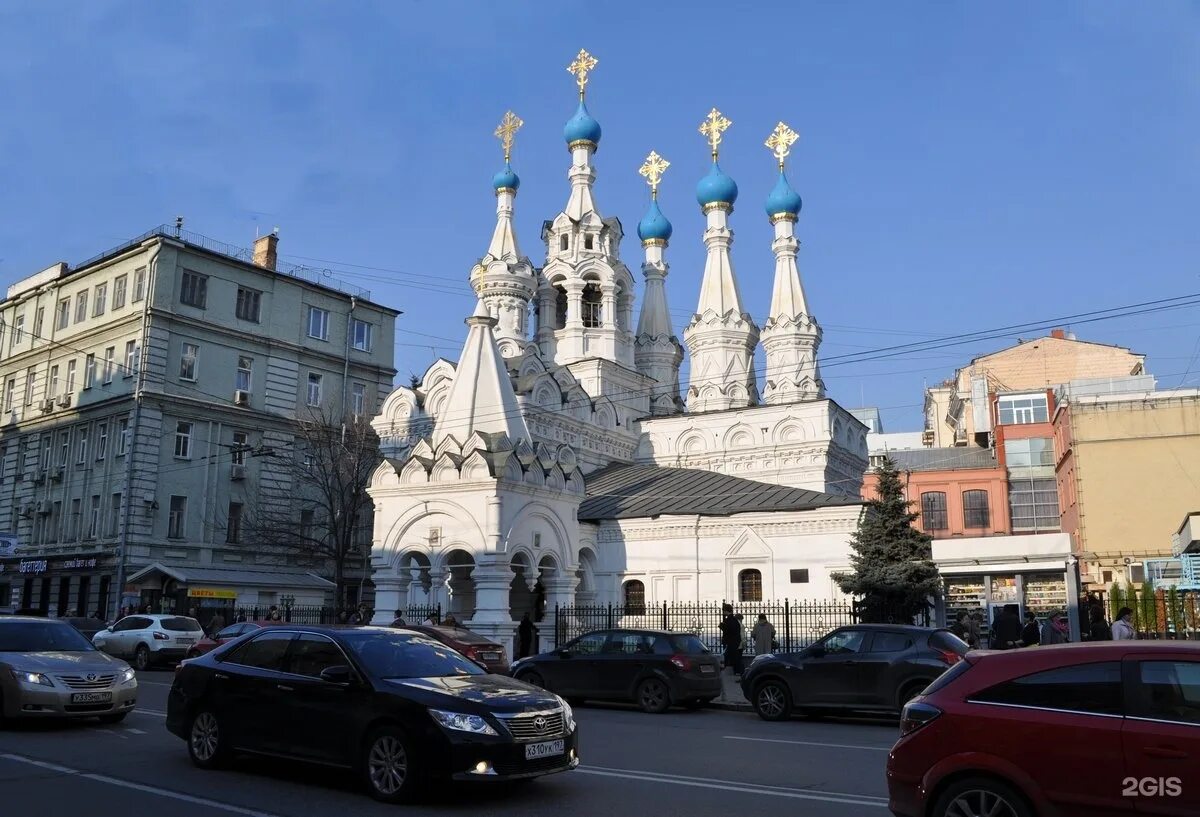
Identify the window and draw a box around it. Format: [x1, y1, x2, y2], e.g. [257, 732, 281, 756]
[180, 271, 208, 308]
[584, 234, 594, 250]
[2, 378, 14, 413]
[306, 373, 323, 407]
[93, 283, 107, 317]
[32, 307, 44, 340]
[59, 432, 70, 466]
[997, 393, 1049, 426]
[869, 632, 914, 653]
[74, 292, 88, 324]
[560, 234, 569, 251]
[51, 500, 62, 542]
[75, 426, 88, 464]
[108, 493, 121, 537]
[56, 298, 71, 330]
[299, 509, 315, 540]
[124, 341, 138, 377]
[352, 383, 366, 416]
[179, 343, 198, 381]
[65, 360, 76, 393]
[236, 287, 261, 322]
[1134, 661, 1200, 725]
[789, 569, 810, 584]
[87, 495, 100, 538]
[1004, 438, 1055, 471]
[604, 632, 652, 655]
[569, 632, 607, 656]
[738, 568, 763, 602]
[554, 286, 568, 329]
[307, 307, 330, 340]
[231, 431, 248, 466]
[96, 423, 108, 460]
[581, 284, 602, 328]
[168, 495, 187, 539]
[963, 490, 990, 528]
[40, 435, 51, 469]
[102, 346, 115, 384]
[226, 502, 243, 544]
[132, 267, 146, 302]
[113, 274, 127, 309]
[235, 356, 252, 392]
[819, 629, 867, 655]
[226, 631, 293, 671]
[1009, 477, 1060, 532]
[174, 421, 193, 458]
[69, 498, 81, 540]
[921, 492, 949, 531]
[622, 580, 646, 615]
[84, 354, 96, 388]
[970, 662, 1122, 716]
[288, 634, 347, 678]
[117, 418, 129, 456]
[12, 314, 24, 346]
[352, 319, 373, 352]
[23, 367, 35, 406]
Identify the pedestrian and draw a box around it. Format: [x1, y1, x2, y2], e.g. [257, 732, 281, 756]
[268, 605, 282, 622]
[208, 610, 226, 636]
[1020, 611, 1041, 647]
[518, 612, 538, 658]
[990, 605, 1022, 650]
[720, 604, 744, 676]
[235, 609, 247, 623]
[1112, 607, 1136, 640]
[949, 612, 970, 644]
[1088, 607, 1111, 641]
[751, 613, 776, 655]
[188, 606, 198, 619]
[967, 611, 983, 648]
[423, 612, 437, 625]
[1040, 611, 1067, 645]
[443, 613, 458, 628]
[390, 609, 406, 627]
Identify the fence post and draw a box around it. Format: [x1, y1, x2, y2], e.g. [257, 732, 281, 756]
[662, 601, 668, 630]
[784, 599, 791, 653]
[606, 602, 613, 630]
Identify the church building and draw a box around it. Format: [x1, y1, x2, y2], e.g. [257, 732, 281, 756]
[367, 51, 868, 645]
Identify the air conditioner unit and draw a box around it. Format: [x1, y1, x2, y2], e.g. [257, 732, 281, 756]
[30, 470, 46, 485]
[19, 503, 35, 519]
[36, 501, 51, 515]
[3, 412, 19, 426]
[56, 394, 72, 408]
[234, 390, 250, 407]
[40, 399, 55, 413]
[50, 466, 65, 482]
[230, 464, 246, 481]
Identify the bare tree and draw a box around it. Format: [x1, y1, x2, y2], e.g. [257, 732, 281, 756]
[244, 409, 380, 609]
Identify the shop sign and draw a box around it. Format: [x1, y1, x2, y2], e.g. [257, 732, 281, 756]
[18, 559, 48, 575]
[188, 587, 237, 600]
[0, 533, 19, 557]
[60, 557, 99, 570]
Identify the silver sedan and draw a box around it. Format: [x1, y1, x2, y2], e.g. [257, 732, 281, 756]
[0, 616, 138, 724]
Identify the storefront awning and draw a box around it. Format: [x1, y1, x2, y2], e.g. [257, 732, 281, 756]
[127, 563, 335, 591]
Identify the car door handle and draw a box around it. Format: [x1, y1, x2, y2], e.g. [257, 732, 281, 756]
[276, 684, 294, 692]
[214, 673, 229, 680]
[1145, 746, 1189, 760]
[843, 660, 858, 665]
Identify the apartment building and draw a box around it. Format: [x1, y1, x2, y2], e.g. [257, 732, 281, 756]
[0, 226, 398, 618]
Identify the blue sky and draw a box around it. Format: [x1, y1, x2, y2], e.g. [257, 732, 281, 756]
[2, 2, 1198, 430]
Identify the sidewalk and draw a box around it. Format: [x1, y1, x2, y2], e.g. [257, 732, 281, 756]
[711, 668, 752, 712]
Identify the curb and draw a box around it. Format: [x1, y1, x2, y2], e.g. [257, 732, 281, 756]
[709, 699, 753, 712]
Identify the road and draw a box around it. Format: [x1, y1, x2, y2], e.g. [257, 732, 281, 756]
[0, 671, 898, 816]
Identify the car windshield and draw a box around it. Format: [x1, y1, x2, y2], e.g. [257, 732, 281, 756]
[160, 617, 203, 632]
[0, 621, 97, 652]
[343, 631, 485, 679]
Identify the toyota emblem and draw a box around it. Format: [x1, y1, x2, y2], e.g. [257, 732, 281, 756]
[533, 716, 548, 733]
[86, 673, 98, 682]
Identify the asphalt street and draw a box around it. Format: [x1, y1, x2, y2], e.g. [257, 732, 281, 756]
[0, 671, 898, 817]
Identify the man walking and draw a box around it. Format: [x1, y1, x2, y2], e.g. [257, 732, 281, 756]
[720, 604, 744, 676]
[518, 613, 538, 658]
[751, 613, 776, 655]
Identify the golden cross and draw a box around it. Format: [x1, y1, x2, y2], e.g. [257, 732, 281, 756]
[566, 49, 599, 99]
[638, 151, 670, 199]
[765, 121, 799, 169]
[699, 108, 732, 160]
[493, 110, 523, 162]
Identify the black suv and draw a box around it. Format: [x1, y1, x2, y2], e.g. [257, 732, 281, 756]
[741, 624, 969, 720]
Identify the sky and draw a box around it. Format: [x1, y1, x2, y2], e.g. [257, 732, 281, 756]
[1, 1, 1198, 431]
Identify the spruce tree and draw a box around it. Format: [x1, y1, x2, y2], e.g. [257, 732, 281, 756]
[836, 456, 941, 623]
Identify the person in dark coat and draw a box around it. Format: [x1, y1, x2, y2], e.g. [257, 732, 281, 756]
[518, 613, 538, 658]
[990, 605, 1022, 650]
[720, 604, 744, 676]
[1088, 606, 1111, 641]
[949, 612, 971, 644]
[1020, 611, 1041, 647]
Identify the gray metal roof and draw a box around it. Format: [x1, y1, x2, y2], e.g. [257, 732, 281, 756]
[886, 447, 998, 472]
[127, 562, 335, 590]
[579, 463, 863, 522]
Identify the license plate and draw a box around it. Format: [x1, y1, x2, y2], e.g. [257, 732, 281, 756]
[71, 692, 112, 704]
[700, 664, 715, 674]
[480, 653, 500, 661]
[525, 739, 564, 760]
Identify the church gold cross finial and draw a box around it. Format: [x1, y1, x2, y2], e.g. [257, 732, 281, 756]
[638, 151, 670, 199]
[567, 49, 598, 99]
[494, 110, 523, 162]
[765, 121, 799, 170]
[699, 108, 732, 161]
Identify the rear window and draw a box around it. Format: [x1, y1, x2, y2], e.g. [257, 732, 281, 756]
[160, 617, 204, 632]
[971, 661, 1122, 716]
[930, 630, 970, 655]
[669, 635, 710, 654]
[920, 658, 973, 697]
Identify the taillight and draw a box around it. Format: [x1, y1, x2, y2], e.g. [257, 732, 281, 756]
[463, 646, 478, 660]
[153, 631, 170, 641]
[669, 655, 692, 671]
[899, 701, 941, 736]
[936, 648, 961, 665]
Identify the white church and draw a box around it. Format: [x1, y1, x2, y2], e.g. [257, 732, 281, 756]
[367, 51, 869, 645]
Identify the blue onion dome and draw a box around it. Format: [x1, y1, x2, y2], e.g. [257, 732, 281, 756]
[563, 99, 602, 148]
[492, 161, 520, 191]
[695, 161, 738, 207]
[637, 198, 673, 243]
[764, 170, 802, 217]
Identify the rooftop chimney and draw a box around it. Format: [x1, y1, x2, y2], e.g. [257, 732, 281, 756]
[1051, 328, 1066, 340]
[253, 228, 279, 271]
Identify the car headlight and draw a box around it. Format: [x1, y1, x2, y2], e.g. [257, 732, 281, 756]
[12, 670, 53, 687]
[556, 696, 576, 732]
[428, 709, 498, 736]
[120, 667, 136, 684]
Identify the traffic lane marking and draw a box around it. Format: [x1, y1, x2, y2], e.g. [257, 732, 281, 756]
[0, 752, 284, 817]
[130, 709, 167, 717]
[722, 735, 892, 751]
[578, 765, 889, 808]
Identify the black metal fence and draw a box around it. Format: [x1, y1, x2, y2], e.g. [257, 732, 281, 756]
[230, 603, 441, 626]
[1089, 587, 1200, 640]
[553, 599, 929, 654]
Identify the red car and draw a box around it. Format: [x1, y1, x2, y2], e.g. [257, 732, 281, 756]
[887, 641, 1200, 817]
[403, 624, 509, 674]
[183, 621, 277, 659]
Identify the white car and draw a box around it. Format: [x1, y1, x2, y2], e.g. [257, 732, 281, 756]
[93, 614, 205, 670]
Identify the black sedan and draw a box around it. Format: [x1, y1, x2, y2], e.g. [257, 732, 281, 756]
[167, 626, 578, 802]
[510, 629, 722, 713]
[741, 624, 969, 721]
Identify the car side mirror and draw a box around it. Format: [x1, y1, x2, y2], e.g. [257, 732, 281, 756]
[319, 665, 355, 685]
[557, 649, 571, 659]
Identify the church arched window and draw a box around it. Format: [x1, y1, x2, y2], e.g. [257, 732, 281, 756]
[623, 579, 646, 615]
[560, 234, 569, 252]
[584, 234, 594, 251]
[581, 284, 602, 328]
[738, 569, 763, 603]
[553, 285, 568, 329]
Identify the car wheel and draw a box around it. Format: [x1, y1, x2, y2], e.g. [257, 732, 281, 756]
[898, 680, 927, 709]
[754, 680, 792, 721]
[518, 671, 547, 691]
[134, 645, 151, 671]
[97, 712, 128, 725]
[187, 710, 228, 769]
[362, 727, 422, 803]
[932, 777, 1032, 817]
[636, 678, 671, 714]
